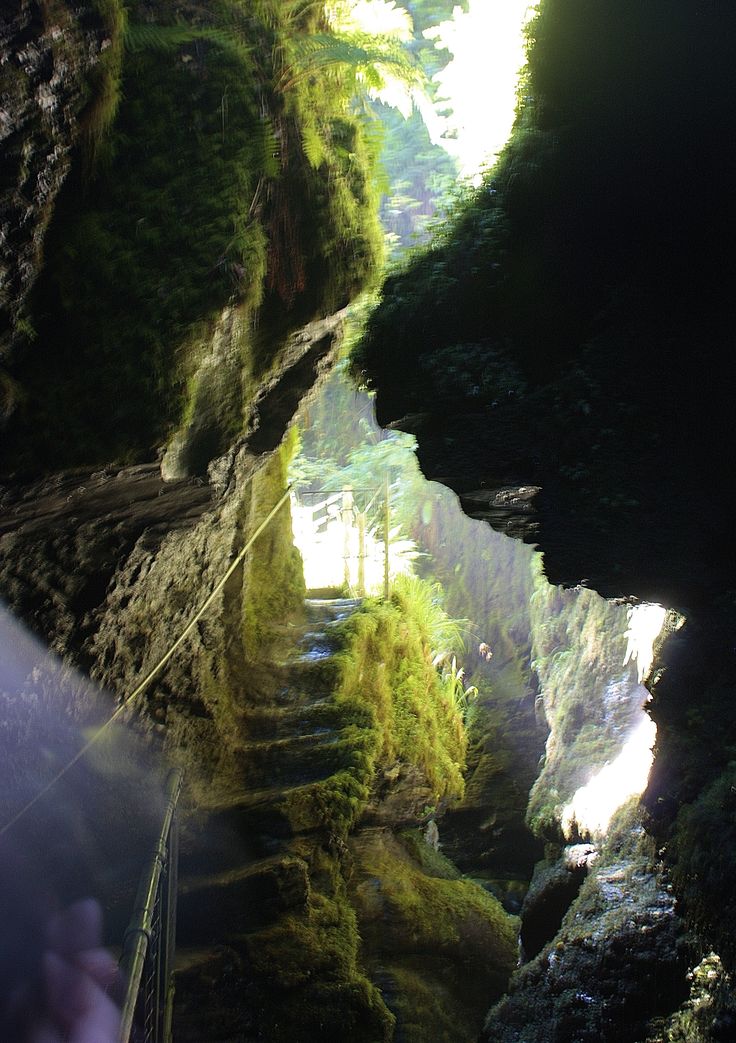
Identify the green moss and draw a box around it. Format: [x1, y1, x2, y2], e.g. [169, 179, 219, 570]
[333, 587, 467, 800]
[82, 0, 126, 168]
[350, 830, 519, 1042]
[669, 765, 736, 967]
[242, 431, 306, 658]
[4, 1, 384, 474]
[363, 843, 516, 963]
[651, 952, 736, 1043]
[525, 556, 644, 839]
[397, 829, 463, 879]
[245, 877, 395, 1041]
[280, 580, 468, 840]
[10, 30, 268, 469]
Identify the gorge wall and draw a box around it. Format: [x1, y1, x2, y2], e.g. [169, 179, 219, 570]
[353, 0, 736, 1036]
[1, 3, 521, 1040]
[4, 0, 736, 1040]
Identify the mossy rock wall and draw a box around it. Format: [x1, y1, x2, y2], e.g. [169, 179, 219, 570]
[2, 0, 383, 475]
[0, 0, 123, 366]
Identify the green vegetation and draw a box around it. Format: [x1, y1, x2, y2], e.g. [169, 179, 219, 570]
[484, 800, 689, 1043]
[3, 0, 387, 473]
[351, 829, 519, 1041]
[358, 833, 516, 967]
[526, 558, 644, 839]
[333, 579, 467, 795]
[651, 952, 736, 1043]
[245, 877, 395, 1042]
[82, 0, 126, 166]
[668, 765, 736, 967]
[283, 575, 468, 838]
[377, 104, 458, 258]
[242, 430, 306, 659]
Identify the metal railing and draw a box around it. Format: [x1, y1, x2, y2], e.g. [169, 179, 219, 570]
[118, 769, 182, 1043]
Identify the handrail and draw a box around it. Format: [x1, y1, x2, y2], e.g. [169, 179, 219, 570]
[118, 768, 183, 1043]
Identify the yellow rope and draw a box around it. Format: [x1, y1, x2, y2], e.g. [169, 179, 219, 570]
[0, 483, 294, 837]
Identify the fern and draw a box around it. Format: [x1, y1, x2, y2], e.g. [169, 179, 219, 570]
[254, 117, 281, 180]
[301, 120, 326, 169]
[124, 23, 252, 59]
[281, 32, 424, 93]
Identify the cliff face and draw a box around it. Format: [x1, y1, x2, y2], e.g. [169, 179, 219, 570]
[0, 0, 119, 375]
[352, 0, 736, 1029]
[1, 0, 382, 475]
[0, 6, 389, 1033]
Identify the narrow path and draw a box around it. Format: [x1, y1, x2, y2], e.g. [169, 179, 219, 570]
[172, 597, 360, 1040]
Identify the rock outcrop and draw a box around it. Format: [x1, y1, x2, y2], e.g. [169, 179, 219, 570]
[0, 0, 117, 369]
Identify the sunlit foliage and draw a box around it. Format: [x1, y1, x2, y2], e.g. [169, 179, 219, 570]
[331, 579, 468, 801]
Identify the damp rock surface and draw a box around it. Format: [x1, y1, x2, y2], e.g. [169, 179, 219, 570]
[482, 806, 690, 1043]
[0, 1, 111, 359]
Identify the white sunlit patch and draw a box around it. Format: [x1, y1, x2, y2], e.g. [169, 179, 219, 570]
[561, 716, 658, 840]
[561, 604, 667, 839]
[424, 0, 536, 181]
[330, 0, 536, 183]
[326, 0, 413, 37]
[326, 1, 415, 115]
[623, 603, 668, 683]
[291, 493, 417, 594]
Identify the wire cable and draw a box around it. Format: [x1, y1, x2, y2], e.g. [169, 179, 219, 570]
[0, 483, 294, 837]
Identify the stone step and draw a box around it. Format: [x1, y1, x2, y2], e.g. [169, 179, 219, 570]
[276, 653, 341, 685]
[177, 855, 309, 943]
[304, 597, 362, 623]
[239, 737, 349, 790]
[172, 944, 249, 1043]
[239, 698, 344, 740]
[200, 779, 317, 836]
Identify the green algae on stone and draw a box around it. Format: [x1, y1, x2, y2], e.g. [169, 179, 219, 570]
[4, 0, 384, 474]
[482, 802, 689, 1043]
[243, 879, 395, 1042]
[242, 433, 306, 660]
[350, 829, 519, 1043]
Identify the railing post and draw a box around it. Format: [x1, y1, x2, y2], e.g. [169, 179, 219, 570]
[342, 486, 353, 590]
[356, 512, 366, 597]
[383, 474, 390, 602]
[162, 808, 179, 1043]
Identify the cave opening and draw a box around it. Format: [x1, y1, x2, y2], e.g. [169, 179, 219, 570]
[284, 360, 674, 1036]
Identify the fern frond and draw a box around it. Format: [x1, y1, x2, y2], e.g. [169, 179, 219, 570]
[282, 32, 424, 93]
[301, 121, 326, 169]
[253, 116, 281, 179]
[124, 23, 252, 59]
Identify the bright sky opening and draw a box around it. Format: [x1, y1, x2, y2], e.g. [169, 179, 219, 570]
[425, 0, 536, 181]
[330, 0, 536, 181]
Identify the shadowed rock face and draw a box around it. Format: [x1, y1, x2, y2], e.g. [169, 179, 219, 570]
[364, 294, 736, 989]
[352, 1, 736, 1009]
[482, 810, 690, 1043]
[0, 1, 110, 363]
